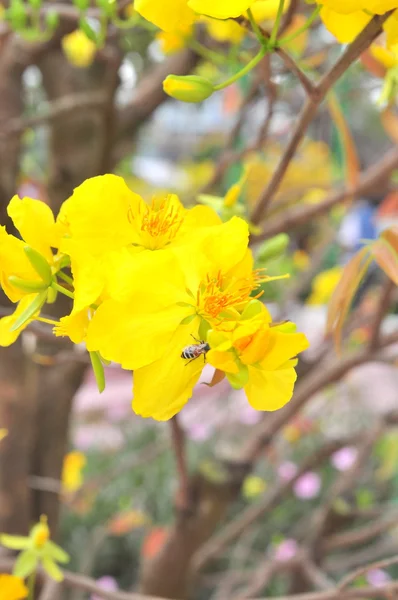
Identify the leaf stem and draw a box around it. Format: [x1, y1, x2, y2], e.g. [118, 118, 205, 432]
[52, 282, 74, 300]
[247, 7, 267, 46]
[28, 570, 36, 600]
[214, 46, 267, 91]
[277, 5, 321, 47]
[269, 0, 285, 47]
[57, 271, 74, 286]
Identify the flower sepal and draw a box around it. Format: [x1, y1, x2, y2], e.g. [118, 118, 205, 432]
[10, 290, 47, 332]
[24, 245, 52, 286]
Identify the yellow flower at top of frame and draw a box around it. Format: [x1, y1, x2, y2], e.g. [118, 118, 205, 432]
[206, 308, 309, 411]
[384, 11, 398, 47]
[250, 0, 290, 23]
[307, 266, 343, 305]
[0, 575, 28, 600]
[319, 7, 372, 43]
[135, 0, 257, 31]
[62, 30, 97, 69]
[57, 174, 221, 313]
[0, 196, 59, 303]
[62, 451, 87, 493]
[202, 17, 245, 43]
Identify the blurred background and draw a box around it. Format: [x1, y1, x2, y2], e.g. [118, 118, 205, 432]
[0, 1, 398, 599]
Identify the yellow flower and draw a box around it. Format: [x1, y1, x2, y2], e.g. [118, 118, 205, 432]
[0, 429, 7, 442]
[293, 250, 310, 271]
[0, 196, 58, 303]
[86, 218, 272, 419]
[0, 516, 69, 582]
[250, 0, 290, 23]
[384, 11, 398, 48]
[370, 42, 398, 68]
[58, 175, 221, 314]
[202, 17, 245, 43]
[135, 0, 257, 31]
[0, 574, 28, 600]
[307, 266, 343, 305]
[207, 307, 309, 410]
[156, 29, 190, 53]
[320, 7, 372, 43]
[62, 451, 86, 493]
[242, 475, 267, 499]
[62, 30, 97, 68]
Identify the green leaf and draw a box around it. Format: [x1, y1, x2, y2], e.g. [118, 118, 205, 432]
[0, 534, 30, 550]
[89, 351, 106, 394]
[13, 549, 38, 578]
[8, 276, 47, 293]
[44, 540, 70, 564]
[180, 314, 195, 325]
[41, 556, 64, 582]
[78, 16, 99, 43]
[10, 290, 47, 332]
[24, 246, 52, 285]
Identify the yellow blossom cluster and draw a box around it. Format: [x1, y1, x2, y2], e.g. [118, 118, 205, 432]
[0, 175, 308, 420]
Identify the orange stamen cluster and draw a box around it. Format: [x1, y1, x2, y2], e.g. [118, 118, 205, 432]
[196, 270, 266, 321]
[139, 197, 184, 243]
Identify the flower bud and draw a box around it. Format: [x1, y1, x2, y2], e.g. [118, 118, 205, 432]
[163, 75, 214, 103]
[256, 233, 289, 263]
[72, 0, 90, 10]
[28, 0, 42, 10]
[6, 0, 27, 30]
[31, 515, 50, 549]
[45, 10, 60, 31]
[8, 276, 47, 293]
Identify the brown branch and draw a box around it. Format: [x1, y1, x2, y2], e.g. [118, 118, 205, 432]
[338, 554, 398, 591]
[0, 91, 107, 137]
[322, 511, 398, 553]
[249, 12, 391, 225]
[253, 145, 398, 241]
[170, 415, 190, 513]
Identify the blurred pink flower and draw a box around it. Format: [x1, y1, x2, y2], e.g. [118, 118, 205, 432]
[366, 569, 391, 588]
[278, 461, 298, 482]
[185, 422, 213, 442]
[331, 447, 358, 471]
[274, 539, 298, 561]
[293, 472, 321, 499]
[92, 576, 118, 600]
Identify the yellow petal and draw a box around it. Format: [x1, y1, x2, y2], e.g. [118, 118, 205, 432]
[62, 30, 97, 68]
[319, 0, 368, 14]
[135, 0, 195, 31]
[61, 174, 142, 257]
[370, 43, 397, 68]
[384, 11, 398, 48]
[0, 574, 28, 600]
[132, 320, 203, 420]
[62, 451, 86, 493]
[8, 196, 56, 261]
[188, 0, 254, 19]
[203, 17, 245, 43]
[367, 0, 398, 13]
[251, 0, 290, 22]
[244, 362, 298, 411]
[0, 294, 39, 346]
[259, 330, 309, 371]
[0, 228, 40, 302]
[320, 7, 372, 43]
[206, 349, 240, 373]
[62, 240, 106, 313]
[87, 300, 186, 370]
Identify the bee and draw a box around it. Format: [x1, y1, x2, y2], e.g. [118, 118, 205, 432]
[181, 335, 210, 365]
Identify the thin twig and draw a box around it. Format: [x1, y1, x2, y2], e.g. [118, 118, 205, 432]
[338, 554, 398, 590]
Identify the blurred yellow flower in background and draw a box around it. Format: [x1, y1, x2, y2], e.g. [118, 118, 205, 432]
[0, 429, 7, 442]
[307, 266, 343, 305]
[243, 475, 267, 499]
[0, 575, 28, 600]
[62, 451, 87, 494]
[62, 30, 97, 68]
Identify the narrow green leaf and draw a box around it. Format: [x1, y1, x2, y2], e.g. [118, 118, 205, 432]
[13, 549, 38, 578]
[8, 276, 47, 293]
[180, 314, 195, 325]
[10, 291, 47, 332]
[24, 246, 52, 285]
[41, 556, 64, 582]
[89, 351, 106, 393]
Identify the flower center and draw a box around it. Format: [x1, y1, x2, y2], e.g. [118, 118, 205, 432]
[196, 270, 266, 321]
[132, 196, 184, 249]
